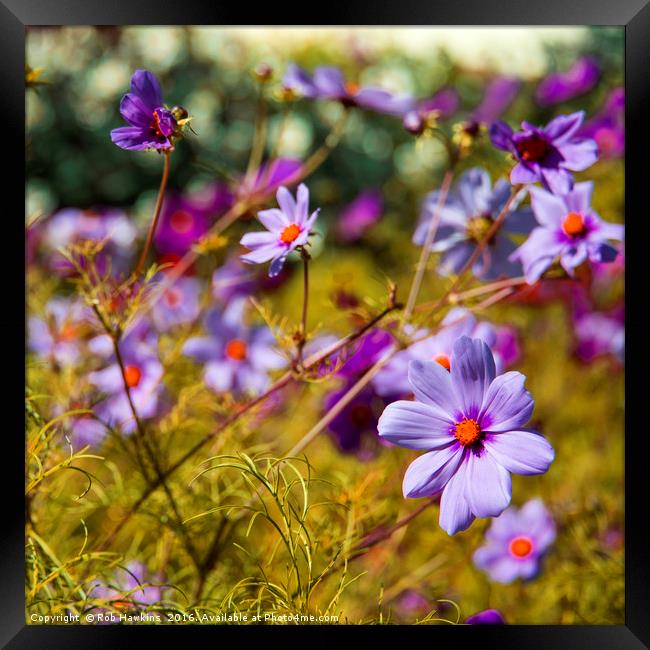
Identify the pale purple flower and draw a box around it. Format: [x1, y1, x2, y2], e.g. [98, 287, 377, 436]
[91, 561, 162, 609]
[510, 182, 624, 283]
[28, 298, 88, 367]
[88, 328, 163, 434]
[473, 498, 556, 583]
[471, 76, 521, 125]
[573, 304, 624, 363]
[373, 308, 514, 398]
[111, 69, 179, 151]
[413, 168, 535, 280]
[579, 87, 624, 159]
[334, 190, 383, 243]
[402, 87, 459, 134]
[378, 337, 555, 535]
[151, 276, 202, 331]
[283, 64, 414, 117]
[536, 57, 600, 107]
[182, 298, 286, 396]
[237, 158, 302, 204]
[466, 609, 506, 625]
[240, 183, 319, 277]
[212, 255, 260, 303]
[490, 111, 599, 194]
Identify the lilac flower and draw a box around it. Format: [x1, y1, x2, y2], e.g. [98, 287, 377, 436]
[182, 298, 285, 396]
[336, 329, 394, 379]
[473, 498, 556, 583]
[466, 609, 506, 625]
[89, 328, 163, 434]
[28, 298, 88, 367]
[413, 168, 535, 280]
[510, 182, 624, 283]
[237, 158, 302, 204]
[283, 64, 414, 117]
[573, 304, 624, 363]
[151, 276, 202, 331]
[155, 186, 233, 257]
[334, 190, 383, 243]
[240, 184, 319, 278]
[536, 57, 600, 107]
[402, 87, 459, 134]
[579, 88, 624, 159]
[490, 111, 598, 194]
[471, 76, 521, 125]
[377, 337, 555, 535]
[43, 207, 137, 275]
[212, 255, 260, 303]
[111, 69, 182, 151]
[373, 308, 514, 398]
[91, 561, 162, 609]
[69, 414, 107, 449]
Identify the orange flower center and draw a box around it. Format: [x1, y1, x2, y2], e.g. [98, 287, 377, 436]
[170, 210, 194, 234]
[509, 536, 534, 559]
[280, 223, 301, 244]
[345, 81, 360, 96]
[562, 212, 587, 237]
[123, 365, 142, 388]
[453, 417, 481, 446]
[434, 354, 451, 371]
[164, 288, 182, 308]
[225, 339, 248, 361]
[516, 134, 550, 162]
[59, 323, 77, 341]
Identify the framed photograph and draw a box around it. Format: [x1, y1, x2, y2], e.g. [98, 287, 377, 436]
[5, 0, 648, 645]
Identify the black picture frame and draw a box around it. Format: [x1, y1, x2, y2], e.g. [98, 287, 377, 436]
[5, 1, 648, 646]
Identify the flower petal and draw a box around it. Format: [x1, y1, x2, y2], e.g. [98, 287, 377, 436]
[240, 231, 278, 248]
[294, 183, 310, 224]
[407, 360, 459, 418]
[240, 244, 282, 265]
[439, 460, 475, 535]
[485, 429, 554, 475]
[529, 186, 567, 228]
[451, 337, 496, 420]
[402, 445, 463, 498]
[480, 371, 534, 432]
[543, 111, 585, 143]
[464, 450, 512, 518]
[130, 69, 163, 111]
[559, 139, 599, 171]
[378, 400, 455, 450]
[257, 208, 289, 231]
[119, 93, 152, 128]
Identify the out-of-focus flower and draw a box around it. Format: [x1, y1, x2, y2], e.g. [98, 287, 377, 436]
[471, 76, 521, 125]
[579, 87, 624, 159]
[535, 57, 600, 107]
[212, 255, 260, 303]
[42, 207, 137, 275]
[378, 337, 554, 535]
[91, 561, 162, 609]
[510, 182, 624, 283]
[466, 609, 506, 624]
[402, 87, 459, 135]
[334, 190, 383, 243]
[154, 185, 233, 258]
[490, 111, 598, 194]
[413, 168, 535, 280]
[28, 298, 88, 367]
[373, 308, 516, 398]
[394, 590, 432, 617]
[535, 56, 600, 106]
[473, 498, 556, 583]
[182, 298, 285, 396]
[237, 158, 302, 204]
[336, 329, 393, 379]
[89, 327, 163, 434]
[151, 276, 202, 331]
[240, 184, 319, 277]
[282, 64, 414, 117]
[110, 69, 189, 151]
[573, 303, 624, 363]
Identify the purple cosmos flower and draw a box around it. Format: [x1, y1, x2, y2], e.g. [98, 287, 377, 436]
[91, 561, 162, 609]
[471, 77, 521, 125]
[42, 207, 137, 275]
[111, 69, 180, 151]
[473, 498, 556, 583]
[151, 276, 202, 331]
[240, 184, 319, 278]
[28, 298, 88, 367]
[374, 308, 513, 398]
[510, 182, 624, 283]
[490, 111, 598, 194]
[69, 414, 107, 449]
[413, 168, 535, 280]
[466, 609, 506, 625]
[336, 329, 394, 379]
[182, 298, 285, 396]
[212, 255, 260, 303]
[377, 337, 555, 535]
[237, 158, 303, 204]
[579, 87, 624, 159]
[536, 57, 600, 107]
[402, 87, 459, 134]
[154, 186, 233, 258]
[89, 328, 163, 434]
[573, 304, 624, 363]
[334, 190, 383, 243]
[283, 64, 414, 117]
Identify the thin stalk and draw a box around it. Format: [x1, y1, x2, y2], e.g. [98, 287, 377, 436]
[297, 249, 310, 367]
[135, 150, 171, 276]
